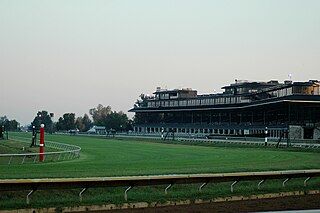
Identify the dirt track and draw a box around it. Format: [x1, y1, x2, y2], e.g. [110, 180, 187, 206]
[103, 194, 320, 213]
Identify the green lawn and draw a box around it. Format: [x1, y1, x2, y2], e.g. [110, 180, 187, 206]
[1, 133, 319, 179]
[1, 133, 320, 210]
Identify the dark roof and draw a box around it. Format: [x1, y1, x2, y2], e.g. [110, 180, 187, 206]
[222, 82, 279, 89]
[253, 81, 319, 94]
[153, 89, 196, 94]
[292, 82, 316, 86]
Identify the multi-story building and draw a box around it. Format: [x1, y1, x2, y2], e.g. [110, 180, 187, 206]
[129, 80, 320, 140]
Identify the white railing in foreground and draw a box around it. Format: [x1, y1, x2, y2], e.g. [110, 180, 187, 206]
[0, 136, 81, 164]
[0, 169, 319, 204]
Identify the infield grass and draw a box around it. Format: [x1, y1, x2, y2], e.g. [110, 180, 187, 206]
[1, 133, 320, 210]
[1, 132, 319, 179]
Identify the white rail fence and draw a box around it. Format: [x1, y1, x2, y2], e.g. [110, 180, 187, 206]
[0, 170, 319, 204]
[0, 136, 81, 164]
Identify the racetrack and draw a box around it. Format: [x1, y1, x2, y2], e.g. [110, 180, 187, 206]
[1, 133, 319, 210]
[2, 133, 320, 179]
[104, 194, 320, 213]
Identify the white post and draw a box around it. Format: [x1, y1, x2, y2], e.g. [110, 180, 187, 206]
[161, 128, 164, 140]
[265, 127, 268, 146]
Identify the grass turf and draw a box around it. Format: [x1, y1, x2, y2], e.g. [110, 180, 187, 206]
[1, 133, 319, 179]
[1, 133, 320, 210]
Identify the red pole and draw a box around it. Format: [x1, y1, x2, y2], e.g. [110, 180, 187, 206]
[39, 124, 45, 162]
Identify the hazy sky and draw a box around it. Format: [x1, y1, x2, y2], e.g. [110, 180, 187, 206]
[1, 0, 319, 125]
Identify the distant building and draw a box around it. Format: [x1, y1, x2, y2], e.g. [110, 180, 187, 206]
[87, 126, 106, 135]
[68, 128, 80, 135]
[129, 79, 320, 140]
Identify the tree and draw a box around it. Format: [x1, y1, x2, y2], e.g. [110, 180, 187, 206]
[104, 111, 129, 131]
[133, 94, 153, 124]
[126, 119, 134, 131]
[81, 113, 92, 132]
[31, 111, 53, 132]
[6, 120, 20, 131]
[0, 116, 20, 131]
[56, 117, 65, 131]
[75, 117, 84, 132]
[75, 114, 92, 132]
[0, 116, 8, 125]
[132, 113, 147, 124]
[89, 105, 132, 132]
[134, 94, 150, 108]
[63, 113, 76, 130]
[89, 104, 111, 125]
[56, 113, 76, 131]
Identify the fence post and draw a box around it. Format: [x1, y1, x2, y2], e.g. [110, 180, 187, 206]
[79, 188, 88, 202]
[124, 186, 133, 201]
[26, 189, 36, 204]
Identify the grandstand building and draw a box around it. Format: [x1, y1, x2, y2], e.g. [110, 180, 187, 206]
[129, 79, 320, 139]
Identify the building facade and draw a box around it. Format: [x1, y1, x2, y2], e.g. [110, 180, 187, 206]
[87, 126, 107, 135]
[129, 80, 320, 139]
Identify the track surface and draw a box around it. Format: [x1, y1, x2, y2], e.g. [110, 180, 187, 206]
[100, 194, 320, 213]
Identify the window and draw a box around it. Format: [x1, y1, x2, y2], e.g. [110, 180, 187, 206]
[180, 100, 187, 106]
[170, 93, 178, 99]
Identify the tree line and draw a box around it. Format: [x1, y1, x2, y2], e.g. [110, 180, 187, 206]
[2, 95, 151, 133]
[1, 104, 133, 133]
[30, 104, 133, 133]
[0, 116, 20, 131]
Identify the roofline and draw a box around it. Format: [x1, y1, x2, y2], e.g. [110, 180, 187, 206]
[129, 95, 320, 112]
[153, 89, 197, 94]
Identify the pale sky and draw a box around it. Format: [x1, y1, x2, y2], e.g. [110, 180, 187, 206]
[1, 0, 319, 125]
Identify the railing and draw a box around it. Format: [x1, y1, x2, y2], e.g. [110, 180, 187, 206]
[141, 84, 320, 109]
[178, 137, 320, 148]
[123, 132, 320, 148]
[0, 169, 319, 204]
[0, 136, 81, 164]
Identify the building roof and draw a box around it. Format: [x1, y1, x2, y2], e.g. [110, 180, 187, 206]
[221, 81, 280, 89]
[153, 88, 196, 95]
[87, 126, 106, 133]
